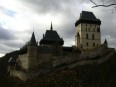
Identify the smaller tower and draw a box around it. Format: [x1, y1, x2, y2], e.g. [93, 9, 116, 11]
[104, 39, 108, 47]
[27, 32, 38, 70]
[39, 23, 64, 55]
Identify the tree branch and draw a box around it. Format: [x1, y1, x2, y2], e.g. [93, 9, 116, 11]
[90, 0, 116, 8]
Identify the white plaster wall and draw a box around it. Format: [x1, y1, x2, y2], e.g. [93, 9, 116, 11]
[18, 54, 29, 70]
[76, 23, 101, 49]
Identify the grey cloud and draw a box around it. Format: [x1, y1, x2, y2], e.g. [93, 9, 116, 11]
[100, 12, 116, 48]
[0, 6, 17, 17]
[20, 0, 116, 47]
[21, 0, 82, 15]
[0, 43, 17, 54]
[20, 0, 82, 46]
[1, 0, 116, 56]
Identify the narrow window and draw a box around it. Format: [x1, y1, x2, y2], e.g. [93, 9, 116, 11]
[92, 34, 94, 40]
[95, 25, 96, 27]
[86, 24, 87, 26]
[86, 28, 87, 31]
[86, 33, 88, 39]
[97, 28, 100, 32]
[93, 43, 95, 46]
[89, 28, 90, 31]
[86, 42, 88, 46]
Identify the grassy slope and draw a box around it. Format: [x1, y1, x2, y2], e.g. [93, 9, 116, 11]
[0, 53, 116, 87]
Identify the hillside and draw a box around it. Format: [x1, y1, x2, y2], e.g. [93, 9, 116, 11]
[0, 51, 19, 76]
[0, 52, 116, 87]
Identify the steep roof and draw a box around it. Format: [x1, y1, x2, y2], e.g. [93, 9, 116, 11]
[29, 32, 37, 46]
[75, 11, 101, 26]
[40, 23, 64, 45]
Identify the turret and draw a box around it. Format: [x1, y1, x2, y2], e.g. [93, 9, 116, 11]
[27, 32, 38, 70]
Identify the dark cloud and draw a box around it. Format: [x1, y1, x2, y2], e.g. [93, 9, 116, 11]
[0, 27, 22, 55]
[0, 27, 15, 40]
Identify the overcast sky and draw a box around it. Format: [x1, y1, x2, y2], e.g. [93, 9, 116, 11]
[0, 0, 116, 57]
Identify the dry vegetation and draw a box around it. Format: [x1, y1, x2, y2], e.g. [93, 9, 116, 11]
[0, 52, 116, 87]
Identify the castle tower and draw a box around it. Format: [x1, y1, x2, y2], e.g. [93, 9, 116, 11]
[75, 11, 101, 49]
[28, 32, 38, 70]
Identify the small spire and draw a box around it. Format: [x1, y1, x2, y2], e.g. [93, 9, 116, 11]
[104, 39, 107, 44]
[50, 22, 53, 31]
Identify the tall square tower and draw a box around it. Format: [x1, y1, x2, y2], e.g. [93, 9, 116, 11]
[75, 11, 101, 49]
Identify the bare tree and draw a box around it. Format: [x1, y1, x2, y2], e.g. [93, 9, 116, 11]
[89, 0, 116, 8]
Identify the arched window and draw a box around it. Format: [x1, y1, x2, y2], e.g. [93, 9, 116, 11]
[86, 33, 88, 39]
[92, 34, 94, 40]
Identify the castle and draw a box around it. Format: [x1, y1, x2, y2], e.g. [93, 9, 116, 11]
[7, 11, 115, 81]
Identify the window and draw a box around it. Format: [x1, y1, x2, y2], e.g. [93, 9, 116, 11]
[95, 25, 96, 27]
[86, 42, 88, 46]
[86, 28, 87, 31]
[92, 34, 94, 40]
[93, 43, 95, 46]
[97, 28, 100, 32]
[86, 24, 87, 26]
[90, 24, 92, 27]
[89, 28, 90, 31]
[86, 33, 88, 39]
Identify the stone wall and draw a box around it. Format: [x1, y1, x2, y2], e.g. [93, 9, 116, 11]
[18, 54, 29, 70]
[80, 42, 108, 59]
[53, 42, 113, 68]
[53, 53, 80, 68]
[10, 70, 40, 81]
[10, 70, 28, 81]
[38, 53, 52, 72]
[68, 49, 115, 68]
